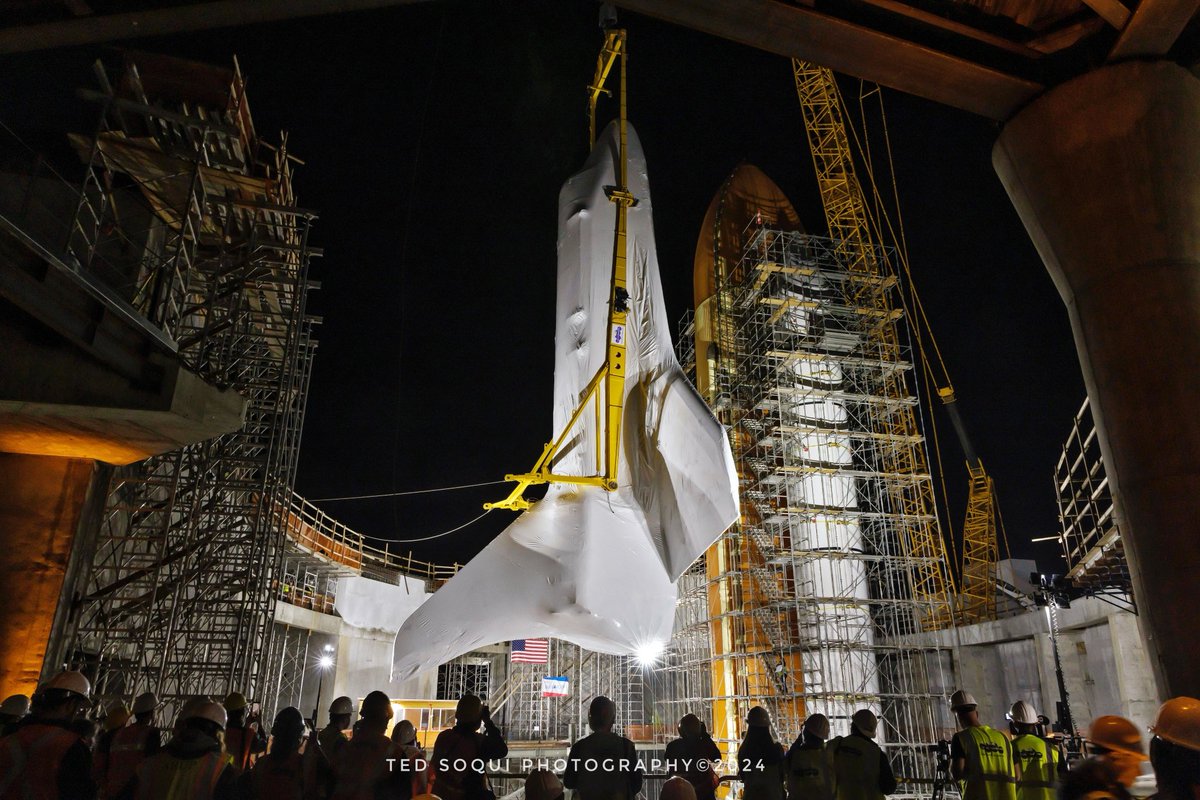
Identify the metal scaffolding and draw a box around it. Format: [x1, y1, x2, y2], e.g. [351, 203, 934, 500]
[1055, 396, 1132, 602]
[674, 226, 951, 796]
[50, 52, 320, 716]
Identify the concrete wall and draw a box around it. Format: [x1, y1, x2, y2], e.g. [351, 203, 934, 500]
[919, 598, 1161, 735]
[0, 454, 102, 697]
[273, 575, 437, 727]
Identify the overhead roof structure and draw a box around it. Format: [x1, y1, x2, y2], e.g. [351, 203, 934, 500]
[4, 1, 1198, 118]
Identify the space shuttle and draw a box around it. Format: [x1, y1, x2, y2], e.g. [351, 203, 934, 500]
[390, 120, 739, 679]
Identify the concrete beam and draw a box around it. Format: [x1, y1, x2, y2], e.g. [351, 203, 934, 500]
[611, 0, 1044, 119]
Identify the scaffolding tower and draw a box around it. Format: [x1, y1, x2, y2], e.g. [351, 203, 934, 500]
[674, 226, 951, 796]
[49, 52, 320, 714]
[1055, 396, 1132, 603]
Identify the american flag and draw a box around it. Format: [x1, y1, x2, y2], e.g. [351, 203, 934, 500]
[511, 639, 549, 664]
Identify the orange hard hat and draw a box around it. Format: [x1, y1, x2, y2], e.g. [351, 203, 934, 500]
[1088, 715, 1144, 756]
[1150, 697, 1200, 752]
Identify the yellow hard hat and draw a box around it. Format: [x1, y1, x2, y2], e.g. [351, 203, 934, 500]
[104, 701, 131, 730]
[361, 691, 394, 721]
[42, 671, 91, 699]
[224, 691, 248, 712]
[1150, 697, 1200, 752]
[1088, 715, 1145, 755]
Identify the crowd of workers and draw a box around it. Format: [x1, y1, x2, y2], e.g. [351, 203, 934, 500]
[0, 669, 1197, 800]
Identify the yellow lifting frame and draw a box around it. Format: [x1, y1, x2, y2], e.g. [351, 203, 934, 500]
[486, 29, 633, 512]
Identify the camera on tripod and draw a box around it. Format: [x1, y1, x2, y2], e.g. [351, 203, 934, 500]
[927, 740, 952, 800]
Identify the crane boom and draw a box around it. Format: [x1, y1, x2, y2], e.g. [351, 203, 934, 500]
[791, 61, 956, 629]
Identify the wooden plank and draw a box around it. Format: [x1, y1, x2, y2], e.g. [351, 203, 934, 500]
[1109, 0, 1200, 58]
[1080, 0, 1132, 30]
[612, 0, 1044, 119]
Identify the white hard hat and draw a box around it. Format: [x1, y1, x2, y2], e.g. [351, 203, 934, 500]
[0, 695, 29, 717]
[1007, 701, 1040, 725]
[950, 690, 978, 711]
[42, 671, 91, 699]
[185, 700, 228, 730]
[329, 696, 354, 715]
[132, 692, 158, 714]
[852, 709, 879, 738]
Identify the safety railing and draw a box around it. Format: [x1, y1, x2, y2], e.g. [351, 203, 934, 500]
[281, 491, 463, 584]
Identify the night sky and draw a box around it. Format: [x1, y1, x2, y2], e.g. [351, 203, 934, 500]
[0, 1, 1084, 572]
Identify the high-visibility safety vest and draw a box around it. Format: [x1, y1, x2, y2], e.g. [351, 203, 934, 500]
[0, 723, 80, 800]
[786, 746, 835, 800]
[829, 735, 883, 800]
[135, 750, 227, 800]
[106, 723, 159, 797]
[955, 726, 1016, 800]
[226, 722, 259, 771]
[1011, 734, 1058, 800]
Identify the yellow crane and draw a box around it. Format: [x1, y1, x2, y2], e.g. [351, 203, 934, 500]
[791, 61, 1003, 626]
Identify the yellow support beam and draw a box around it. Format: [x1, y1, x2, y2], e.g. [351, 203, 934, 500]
[487, 29, 633, 511]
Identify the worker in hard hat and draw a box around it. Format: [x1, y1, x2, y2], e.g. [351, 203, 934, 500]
[223, 691, 266, 771]
[93, 699, 131, 790]
[1060, 715, 1147, 800]
[392, 719, 430, 797]
[330, 690, 408, 799]
[245, 706, 326, 799]
[785, 713, 835, 800]
[526, 768, 567, 800]
[562, 696, 641, 800]
[0, 693, 29, 737]
[736, 706, 786, 800]
[122, 698, 238, 799]
[1149, 697, 1200, 800]
[665, 713, 723, 800]
[320, 695, 354, 763]
[661, 775, 699, 800]
[1006, 701, 1058, 800]
[949, 690, 1016, 800]
[828, 709, 898, 800]
[103, 692, 161, 799]
[0, 670, 97, 798]
[431, 693, 509, 800]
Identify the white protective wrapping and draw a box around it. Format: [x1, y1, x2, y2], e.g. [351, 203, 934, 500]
[391, 123, 739, 679]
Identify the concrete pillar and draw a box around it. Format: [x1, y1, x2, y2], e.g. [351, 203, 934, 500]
[0, 454, 102, 697]
[993, 60, 1200, 698]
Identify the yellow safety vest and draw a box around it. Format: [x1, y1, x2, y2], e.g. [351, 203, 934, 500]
[829, 735, 883, 800]
[955, 727, 1016, 800]
[786, 746, 835, 800]
[135, 750, 227, 800]
[1012, 735, 1057, 800]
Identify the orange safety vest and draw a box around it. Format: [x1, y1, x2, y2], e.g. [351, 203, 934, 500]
[0, 724, 82, 800]
[106, 723, 158, 797]
[225, 722, 260, 771]
[135, 749, 227, 800]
